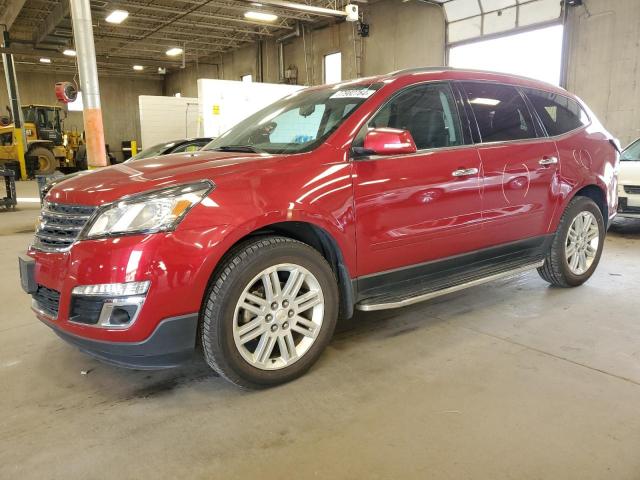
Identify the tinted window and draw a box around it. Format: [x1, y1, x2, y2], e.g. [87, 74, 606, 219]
[171, 141, 207, 153]
[621, 138, 640, 161]
[357, 83, 463, 150]
[462, 82, 536, 143]
[523, 88, 589, 136]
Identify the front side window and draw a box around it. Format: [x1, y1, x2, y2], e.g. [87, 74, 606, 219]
[621, 138, 640, 161]
[203, 83, 381, 155]
[523, 88, 589, 136]
[355, 83, 463, 151]
[462, 82, 537, 143]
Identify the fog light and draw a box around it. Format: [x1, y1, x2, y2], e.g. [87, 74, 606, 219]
[110, 308, 131, 325]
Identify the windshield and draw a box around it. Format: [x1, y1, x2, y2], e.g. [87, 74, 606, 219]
[128, 141, 177, 161]
[621, 138, 640, 161]
[203, 82, 382, 155]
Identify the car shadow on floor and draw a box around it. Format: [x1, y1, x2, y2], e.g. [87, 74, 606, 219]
[609, 217, 640, 237]
[40, 295, 461, 402]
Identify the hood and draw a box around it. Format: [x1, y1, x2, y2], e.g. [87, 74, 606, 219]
[47, 150, 267, 205]
[620, 161, 640, 186]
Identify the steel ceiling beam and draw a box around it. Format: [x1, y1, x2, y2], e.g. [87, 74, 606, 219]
[0, 0, 28, 30]
[32, 1, 70, 46]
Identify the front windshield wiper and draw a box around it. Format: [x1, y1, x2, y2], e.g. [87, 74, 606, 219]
[212, 145, 261, 153]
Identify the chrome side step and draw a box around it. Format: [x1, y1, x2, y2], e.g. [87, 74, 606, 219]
[356, 261, 544, 312]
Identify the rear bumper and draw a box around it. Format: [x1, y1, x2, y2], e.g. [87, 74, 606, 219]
[42, 313, 199, 369]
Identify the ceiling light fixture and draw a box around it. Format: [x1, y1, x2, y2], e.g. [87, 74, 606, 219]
[166, 47, 183, 56]
[105, 10, 129, 24]
[469, 97, 500, 106]
[133, 65, 144, 71]
[63, 49, 76, 56]
[244, 11, 278, 22]
[39, 58, 52, 64]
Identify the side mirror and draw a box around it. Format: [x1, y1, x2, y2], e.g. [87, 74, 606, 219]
[363, 128, 417, 155]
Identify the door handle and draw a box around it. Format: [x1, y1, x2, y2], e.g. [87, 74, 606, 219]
[452, 168, 479, 177]
[539, 156, 558, 166]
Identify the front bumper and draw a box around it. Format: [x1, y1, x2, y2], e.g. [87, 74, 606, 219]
[20, 224, 229, 367]
[43, 313, 199, 369]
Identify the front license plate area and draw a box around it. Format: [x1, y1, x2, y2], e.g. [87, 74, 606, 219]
[18, 254, 37, 294]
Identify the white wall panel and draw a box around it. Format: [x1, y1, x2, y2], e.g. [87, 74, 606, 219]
[138, 95, 200, 149]
[197, 79, 303, 138]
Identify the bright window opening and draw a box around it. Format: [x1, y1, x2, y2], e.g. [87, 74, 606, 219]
[241, 74, 253, 83]
[324, 52, 342, 84]
[448, 25, 564, 85]
[67, 91, 84, 112]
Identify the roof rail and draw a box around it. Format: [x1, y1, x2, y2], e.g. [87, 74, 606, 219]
[387, 66, 454, 76]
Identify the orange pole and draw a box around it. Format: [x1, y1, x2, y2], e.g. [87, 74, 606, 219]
[70, 0, 107, 168]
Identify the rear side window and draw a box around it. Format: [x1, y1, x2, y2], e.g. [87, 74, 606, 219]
[523, 88, 589, 136]
[358, 83, 463, 150]
[462, 82, 537, 143]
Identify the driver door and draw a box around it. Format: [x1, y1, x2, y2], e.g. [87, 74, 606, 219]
[352, 82, 484, 277]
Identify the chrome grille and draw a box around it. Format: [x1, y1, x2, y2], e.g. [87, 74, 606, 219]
[623, 185, 640, 195]
[34, 202, 97, 252]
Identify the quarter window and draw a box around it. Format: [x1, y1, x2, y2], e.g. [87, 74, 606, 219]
[523, 88, 589, 136]
[462, 82, 537, 142]
[358, 83, 463, 151]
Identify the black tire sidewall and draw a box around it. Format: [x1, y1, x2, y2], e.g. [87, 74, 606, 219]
[555, 197, 605, 286]
[31, 147, 57, 175]
[203, 239, 338, 388]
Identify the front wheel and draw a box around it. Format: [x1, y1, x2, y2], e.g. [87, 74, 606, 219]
[538, 196, 605, 287]
[201, 236, 338, 389]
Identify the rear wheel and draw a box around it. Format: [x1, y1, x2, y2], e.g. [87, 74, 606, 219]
[538, 196, 605, 287]
[201, 236, 339, 389]
[30, 146, 57, 175]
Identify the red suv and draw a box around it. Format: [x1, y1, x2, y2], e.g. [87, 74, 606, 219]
[19, 68, 618, 388]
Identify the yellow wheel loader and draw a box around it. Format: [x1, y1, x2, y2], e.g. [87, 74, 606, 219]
[0, 104, 85, 177]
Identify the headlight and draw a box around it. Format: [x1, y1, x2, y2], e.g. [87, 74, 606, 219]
[83, 180, 214, 239]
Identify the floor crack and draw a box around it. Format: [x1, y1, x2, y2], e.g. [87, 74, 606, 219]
[458, 324, 640, 387]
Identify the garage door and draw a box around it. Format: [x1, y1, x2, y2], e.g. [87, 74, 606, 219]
[433, 0, 563, 44]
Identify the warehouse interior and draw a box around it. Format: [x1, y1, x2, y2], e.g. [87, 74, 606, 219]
[1, 0, 640, 478]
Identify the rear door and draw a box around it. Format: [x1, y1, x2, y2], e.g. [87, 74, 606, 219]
[460, 81, 561, 245]
[352, 82, 484, 276]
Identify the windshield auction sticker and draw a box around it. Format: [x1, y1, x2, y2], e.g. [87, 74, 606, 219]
[330, 89, 376, 99]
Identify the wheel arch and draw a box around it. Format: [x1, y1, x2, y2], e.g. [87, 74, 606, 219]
[573, 184, 608, 222]
[206, 220, 356, 320]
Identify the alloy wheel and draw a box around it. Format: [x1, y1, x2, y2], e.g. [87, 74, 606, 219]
[232, 263, 325, 370]
[565, 211, 600, 275]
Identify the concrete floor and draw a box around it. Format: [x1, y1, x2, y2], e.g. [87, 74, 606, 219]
[2, 182, 640, 479]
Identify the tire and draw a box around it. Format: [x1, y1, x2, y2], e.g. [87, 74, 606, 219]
[30, 146, 57, 175]
[75, 145, 88, 170]
[201, 236, 339, 389]
[538, 196, 605, 287]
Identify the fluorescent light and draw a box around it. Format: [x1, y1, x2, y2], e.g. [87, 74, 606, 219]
[244, 11, 278, 22]
[63, 49, 76, 57]
[174, 93, 182, 98]
[469, 97, 500, 106]
[133, 65, 144, 71]
[166, 47, 183, 56]
[39, 58, 51, 64]
[105, 9, 129, 24]
[157, 67, 167, 74]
